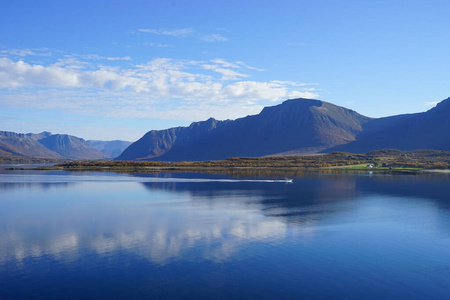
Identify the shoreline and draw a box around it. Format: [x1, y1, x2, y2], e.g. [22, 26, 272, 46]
[5, 164, 441, 176]
[2, 150, 449, 175]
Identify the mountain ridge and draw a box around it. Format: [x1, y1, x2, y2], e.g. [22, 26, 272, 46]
[0, 131, 61, 158]
[38, 134, 110, 160]
[331, 97, 450, 153]
[118, 98, 372, 161]
[118, 97, 450, 161]
[0, 131, 130, 159]
[3, 97, 449, 161]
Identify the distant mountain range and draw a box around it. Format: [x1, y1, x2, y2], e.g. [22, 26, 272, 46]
[3, 97, 449, 161]
[87, 140, 132, 158]
[0, 131, 131, 160]
[118, 97, 450, 161]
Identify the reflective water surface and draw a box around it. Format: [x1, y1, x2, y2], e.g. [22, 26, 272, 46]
[1, 168, 450, 299]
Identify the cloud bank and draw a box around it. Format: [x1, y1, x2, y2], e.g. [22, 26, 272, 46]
[0, 55, 318, 122]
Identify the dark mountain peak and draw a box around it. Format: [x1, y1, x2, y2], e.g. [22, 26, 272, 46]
[260, 98, 323, 115]
[0, 130, 61, 158]
[189, 117, 219, 130]
[429, 97, 450, 113]
[279, 98, 361, 113]
[39, 131, 52, 136]
[438, 96, 450, 103]
[258, 98, 370, 132]
[38, 134, 108, 159]
[26, 131, 52, 140]
[259, 98, 363, 120]
[282, 98, 324, 106]
[1, 131, 25, 138]
[52, 133, 73, 139]
[37, 131, 52, 137]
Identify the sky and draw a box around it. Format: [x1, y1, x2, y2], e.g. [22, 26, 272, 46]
[1, 0, 449, 141]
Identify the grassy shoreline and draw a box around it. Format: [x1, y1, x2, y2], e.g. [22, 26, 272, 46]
[3, 150, 449, 175]
[20, 150, 448, 175]
[34, 166, 425, 175]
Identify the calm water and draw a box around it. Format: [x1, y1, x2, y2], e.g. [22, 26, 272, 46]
[1, 167, 450, 299]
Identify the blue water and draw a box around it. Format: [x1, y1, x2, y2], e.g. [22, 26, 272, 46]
[1, 168, 450, 299]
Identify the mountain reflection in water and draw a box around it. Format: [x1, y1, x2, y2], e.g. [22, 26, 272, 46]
[1, 170, 450, 299]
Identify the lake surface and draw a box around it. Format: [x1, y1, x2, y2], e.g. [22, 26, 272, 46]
[1, 167, 450, 299]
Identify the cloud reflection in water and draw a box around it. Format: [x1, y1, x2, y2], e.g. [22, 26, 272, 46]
[0, 179, 313, 266]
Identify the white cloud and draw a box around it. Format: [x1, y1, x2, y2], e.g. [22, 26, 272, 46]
[144, 42, 173, 48]
[202, 64, 249, 80]
[51, 57, 88, 69]
[224, 81, 289, 102]
[69, 54, 132, 62]
[214, 68, 249, 80]
[138, 28, 228, 42]
[138, 28, 195, 37]
[105, 56, 132, 61]
[0, 58, 146, 91]
[289, 90, 320, 99]
[235, 61, 265, 72]
[0, 56, 319, 122]
[0, 58, 77, 88]
[0, 47, 53, 57]
[1, 49, 35, 56]
[201, 59, 268, 80]
[0, 48, 131, 64]
[424, 101, 439, 106]
[199, 33, 228, 42]
[210, 58, 241, 69]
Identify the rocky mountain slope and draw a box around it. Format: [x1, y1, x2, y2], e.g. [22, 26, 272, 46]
[0, 131, 61, 158]
[0, 131, 127, 159]
[37, 134, 110, 160]
[118, 98, 372, 161]
[332, 97, 450, 153]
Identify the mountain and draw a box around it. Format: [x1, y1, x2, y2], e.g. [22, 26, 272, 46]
[118, 98, 371, 161]
[87, 140, 132, 158]
[332, 97, 450, 153]
[0, 131, 110, 160]
[4, 97, 449, 161]
[38, 134, 109, 160]
[0, 131, 61, 158]
[26, 131, 53, 140]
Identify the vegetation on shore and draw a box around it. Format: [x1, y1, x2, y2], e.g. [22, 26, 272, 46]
[31, 150, 450, 173]
[0, 156, 67, 164]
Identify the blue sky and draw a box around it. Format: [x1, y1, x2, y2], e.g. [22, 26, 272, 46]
[1, 0, 449, 141]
